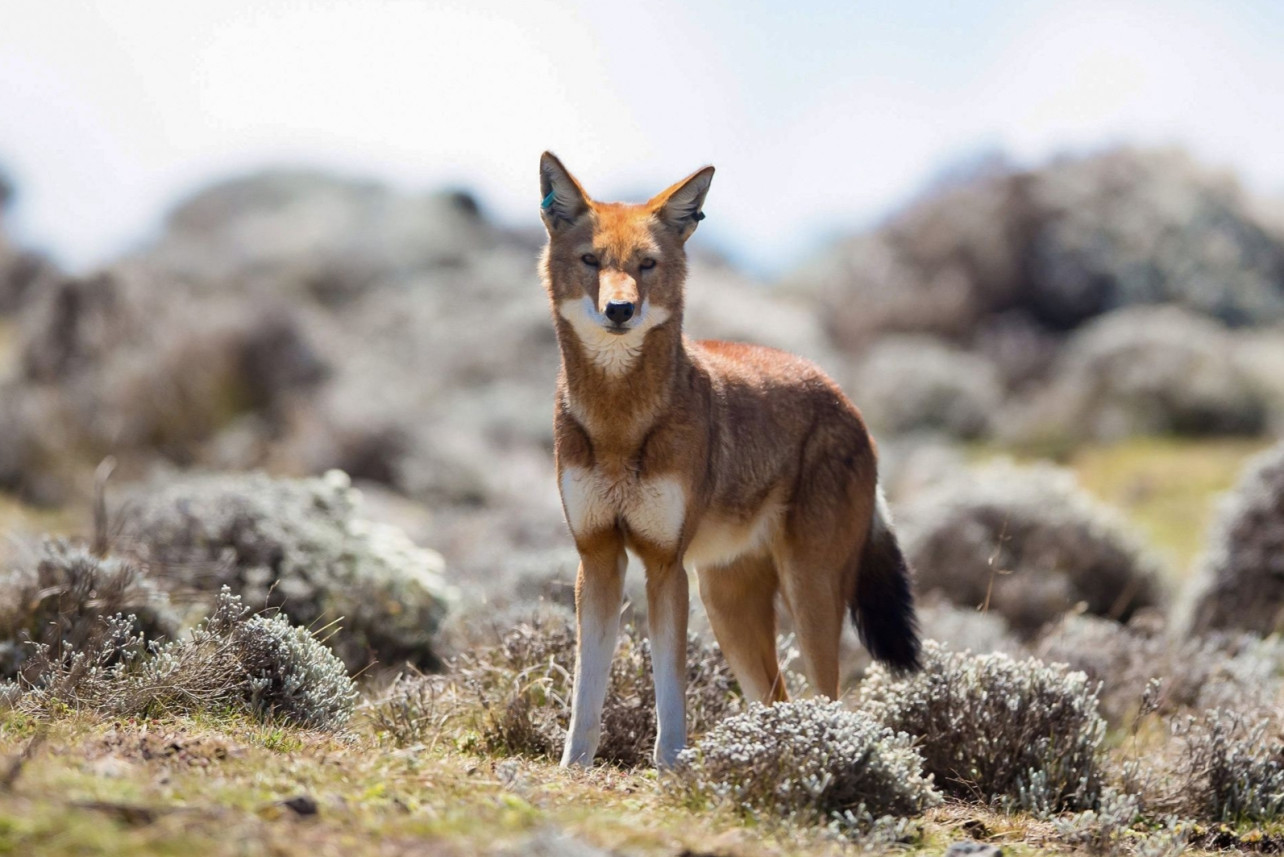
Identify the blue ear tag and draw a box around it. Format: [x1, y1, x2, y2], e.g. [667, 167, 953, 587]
[693, 210, 706, 222]
[541, 190, 556, 210]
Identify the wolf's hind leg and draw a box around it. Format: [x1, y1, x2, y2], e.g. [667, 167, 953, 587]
[697, 556, 788, 705]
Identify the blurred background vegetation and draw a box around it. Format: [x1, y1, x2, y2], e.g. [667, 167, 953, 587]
[1, 0, 1284, 657]
[3, 3, 1284, 854]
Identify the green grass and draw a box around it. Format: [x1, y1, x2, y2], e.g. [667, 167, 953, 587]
[983, 436, 1270, 580]
[0, 711, 838, 856]
[1065, 437, 1270, 579]
[2, 702, 1269, 857]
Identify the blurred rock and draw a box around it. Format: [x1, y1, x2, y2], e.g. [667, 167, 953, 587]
[1004, 306, 1268, 446]
[786, 148, 1284, 349]
[853, 336, 1003, 439]
[898, 459, 1165, 638]
[1189, 441, 1284, 636]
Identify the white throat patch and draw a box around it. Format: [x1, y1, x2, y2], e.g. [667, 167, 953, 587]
[558, 296, 671, 377]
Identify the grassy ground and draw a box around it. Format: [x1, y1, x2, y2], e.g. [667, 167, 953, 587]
[4, 707, 1278, 857]
[1002, 437, 1271, 580]
[0, 436, 1276, 856]
[0, 708, 1083, 857]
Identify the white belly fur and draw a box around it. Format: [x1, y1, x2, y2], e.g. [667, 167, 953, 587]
[561, 467, 687, 547]
[561, 465, 781, 568]
[685, 503, 783, 570]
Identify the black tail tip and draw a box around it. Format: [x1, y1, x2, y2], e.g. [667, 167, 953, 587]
[862, 613, 922, 674]
[853, 525, 923, 674]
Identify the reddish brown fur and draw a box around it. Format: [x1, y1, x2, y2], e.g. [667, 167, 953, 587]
[540, 152, 917, 767]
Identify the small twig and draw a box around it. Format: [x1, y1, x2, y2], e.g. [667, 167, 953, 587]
[92, 456, 118, 557]
[980, 518, 1013, 615]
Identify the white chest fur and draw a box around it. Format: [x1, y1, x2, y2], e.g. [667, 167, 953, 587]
[561, 466, 687, 547]
[560, 466, 784, 569]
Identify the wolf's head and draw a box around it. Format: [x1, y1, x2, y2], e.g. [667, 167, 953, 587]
[539, 152, 713, 373]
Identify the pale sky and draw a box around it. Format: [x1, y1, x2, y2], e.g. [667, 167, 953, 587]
[2, 0, 1283, 274]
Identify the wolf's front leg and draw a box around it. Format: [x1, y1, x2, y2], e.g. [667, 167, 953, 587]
[646, 561, 689, 768]
[561, 542, 626, 767]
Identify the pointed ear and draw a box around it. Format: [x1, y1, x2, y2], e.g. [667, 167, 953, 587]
[540, 152, 591, 231]
[650, 166, 714, 241]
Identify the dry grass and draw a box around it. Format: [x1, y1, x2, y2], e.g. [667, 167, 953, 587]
[367, 613, 739, 769]
[6, 590, 356, 731]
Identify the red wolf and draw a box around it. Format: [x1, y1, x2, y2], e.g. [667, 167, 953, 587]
[539, 152, 920, 768]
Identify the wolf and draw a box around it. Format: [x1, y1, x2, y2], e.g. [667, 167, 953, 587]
[538, 152, 920, 768]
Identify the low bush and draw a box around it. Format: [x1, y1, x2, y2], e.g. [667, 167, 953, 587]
[670, 699, 940, 832]
[115, 469, 452, 671]
[1035, 614, 1284, 725]
[8, 589, 356, 731]
[900, 460, 1164, 638]
[1009, 306, 1267, 446]
[0, 540, 178, 681]
[852, 336, 1003, 439]
[915, 594, 1024, 657]
[859, 641, 1106, 810]
[1158, 709, 1284, 823]
[1052, 786, 1143, 854]
[369, 614, 739, 768]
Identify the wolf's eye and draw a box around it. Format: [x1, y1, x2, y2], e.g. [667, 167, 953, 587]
[639, 258, 657, 270]
[581, 254, 599, 267]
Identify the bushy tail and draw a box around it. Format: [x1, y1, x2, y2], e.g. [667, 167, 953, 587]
[851, 492, 921, 673]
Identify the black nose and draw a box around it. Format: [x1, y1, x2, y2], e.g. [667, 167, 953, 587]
[605, 301, 635, 324]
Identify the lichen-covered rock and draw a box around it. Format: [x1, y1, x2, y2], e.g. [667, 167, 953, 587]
[1189, 442, 1284, 636]
[115, 470, 452, 671]
[671, 699, 940, 830]
[899, 460, 1164, 637]
[859, 641, 1106, 810]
